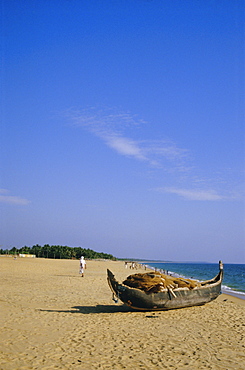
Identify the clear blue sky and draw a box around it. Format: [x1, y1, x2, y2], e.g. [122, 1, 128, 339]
[1, 0, 244, 263]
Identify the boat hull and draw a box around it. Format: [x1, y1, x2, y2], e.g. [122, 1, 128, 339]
[107, 263, 223, 311]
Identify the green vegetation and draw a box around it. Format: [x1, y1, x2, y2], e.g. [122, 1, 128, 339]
[0, 244, 116, 260]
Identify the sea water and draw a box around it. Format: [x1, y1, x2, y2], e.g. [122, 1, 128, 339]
[145, 262, 245, 300]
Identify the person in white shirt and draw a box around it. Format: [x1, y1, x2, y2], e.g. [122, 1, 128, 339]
[79, 256, 86, 277]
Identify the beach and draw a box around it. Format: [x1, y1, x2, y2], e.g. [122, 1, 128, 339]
[0, 257, 244, 370]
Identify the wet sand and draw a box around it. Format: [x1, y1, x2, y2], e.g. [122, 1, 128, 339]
[0, 257, 244, 369]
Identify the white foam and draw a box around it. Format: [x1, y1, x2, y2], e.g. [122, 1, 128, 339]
[221, 285, 245, 299]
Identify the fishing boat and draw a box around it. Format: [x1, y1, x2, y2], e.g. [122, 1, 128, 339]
[107, 261, 223, 310]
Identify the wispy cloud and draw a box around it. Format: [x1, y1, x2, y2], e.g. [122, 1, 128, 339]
[66, 106, 189, 169]
[158, 187, 224, 201]
[0, 189, 30, 205]
[65, 106, 243, 202]
[104, 134, 147, 161]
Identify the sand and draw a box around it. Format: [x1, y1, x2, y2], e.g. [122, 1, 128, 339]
[0, 257, 244, 370]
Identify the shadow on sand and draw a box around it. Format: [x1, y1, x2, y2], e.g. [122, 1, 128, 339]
[39, 304, 133, 314]
[53, 275, 83, 278]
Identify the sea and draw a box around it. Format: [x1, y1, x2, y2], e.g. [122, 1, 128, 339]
[145, 261, 245, 300]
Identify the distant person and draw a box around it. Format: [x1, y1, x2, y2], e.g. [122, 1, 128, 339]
[79, 256, 86, 277]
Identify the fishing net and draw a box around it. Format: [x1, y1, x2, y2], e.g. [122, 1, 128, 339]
[123, 272, 201, 294]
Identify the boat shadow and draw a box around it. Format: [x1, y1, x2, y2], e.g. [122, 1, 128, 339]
[53, 275, 84, 278]
[39, 304, 133, 314]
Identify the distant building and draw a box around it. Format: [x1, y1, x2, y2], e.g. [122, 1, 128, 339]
[18, 254, 36, 258]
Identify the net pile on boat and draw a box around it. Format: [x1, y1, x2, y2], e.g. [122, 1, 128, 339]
[123, 272, 201, 294]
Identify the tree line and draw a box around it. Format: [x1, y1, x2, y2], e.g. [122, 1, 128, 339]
[0, 244, 116, 260]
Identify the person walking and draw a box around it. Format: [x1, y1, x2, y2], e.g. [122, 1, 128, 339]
[79, 256, 86, 277]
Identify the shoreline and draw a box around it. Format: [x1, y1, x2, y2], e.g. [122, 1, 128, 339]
[1, 257, 244, 369]
[219, 292, 245, 305]
[221, 288, 245, 301]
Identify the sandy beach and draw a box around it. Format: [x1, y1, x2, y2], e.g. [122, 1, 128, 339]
[0, 257, 244, 370]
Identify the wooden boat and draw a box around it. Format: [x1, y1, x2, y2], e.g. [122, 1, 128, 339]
[107, 261, 223, 310]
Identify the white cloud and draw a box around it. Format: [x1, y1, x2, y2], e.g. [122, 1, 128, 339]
[159, 187, 224, 201]
[67, 107, 188, 169]
[0, 189, 30, 205]
[104, 134, 147, 161]
[65, 106, 243, 201]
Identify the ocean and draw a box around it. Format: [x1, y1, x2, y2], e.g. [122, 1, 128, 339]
[145, 261, 245, 300]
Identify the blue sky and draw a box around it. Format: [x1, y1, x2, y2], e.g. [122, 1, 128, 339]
[1, 0, 244, 263]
